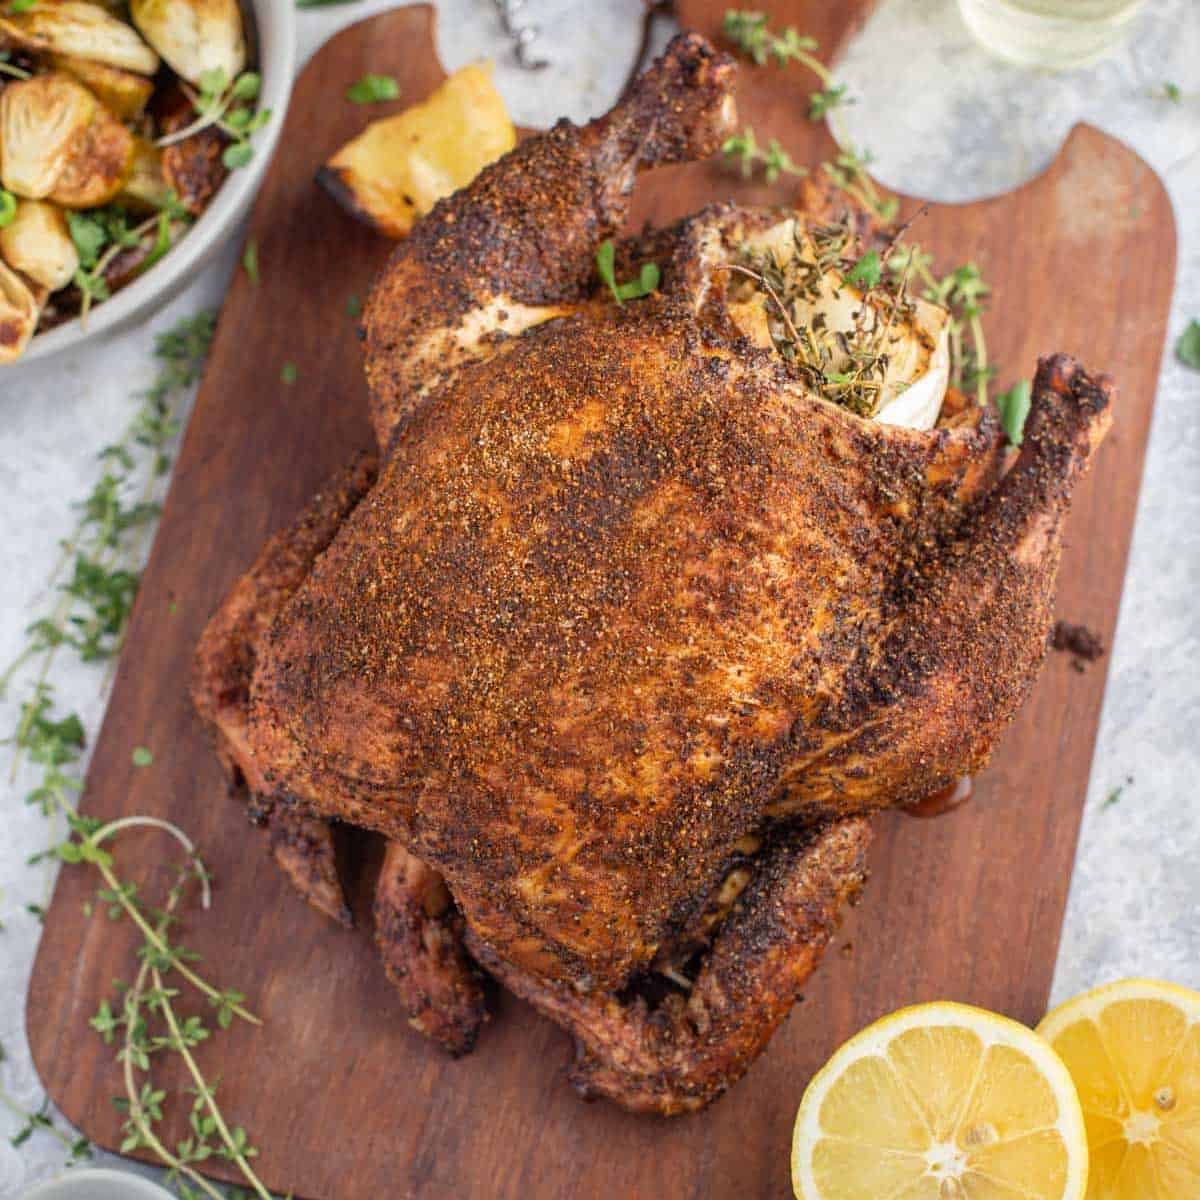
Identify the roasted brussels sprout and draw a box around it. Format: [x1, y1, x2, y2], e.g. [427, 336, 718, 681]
[49, 54, 155, 121]
[117, 137, 172, 212]
[0, 259, 40, 364]
[49, 101, 135, 208]
[0, 200, 79, 291]
[0, 72, 96, 199]
[1, 3, 159, 75]
[130, 0, 245, 87]
[317, 64, 516, 239]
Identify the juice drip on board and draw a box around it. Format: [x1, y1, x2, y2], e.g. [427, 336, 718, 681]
[905, 776, 973, 819]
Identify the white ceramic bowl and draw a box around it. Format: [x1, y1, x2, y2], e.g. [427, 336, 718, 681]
[20, 1168, 174, 1200]
[13, 0, 296, 366]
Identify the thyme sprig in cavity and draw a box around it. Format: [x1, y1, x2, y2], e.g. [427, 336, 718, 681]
[723, 219, 908, 417]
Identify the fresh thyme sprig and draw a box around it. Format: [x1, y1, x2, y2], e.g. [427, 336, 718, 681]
[2, 311, 282, 1196]
[888, 248, 991, 406]
[0, 1042, 92, 1164]
[721, 126, 807, 183]
[721, 10, 853, 121]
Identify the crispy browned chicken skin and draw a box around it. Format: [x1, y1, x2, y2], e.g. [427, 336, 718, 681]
[193, 33, 1112, 1113]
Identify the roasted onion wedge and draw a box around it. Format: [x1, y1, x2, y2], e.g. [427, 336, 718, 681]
[0, 200, 79, 291]
[130, 0, 245, 87]
[318, 63, 515, 239]
[1, 3, 159, 75]
[0, 260, 40, 364]
[49, 100, 135, 209]
[0, 72, 96, 199]
[49, 53, 155, 120]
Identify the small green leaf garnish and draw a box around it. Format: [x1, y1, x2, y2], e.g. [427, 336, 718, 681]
[346, 293, 362, 318]
[1175, 319, 1200, 370]
[280, 361, 299, 385]
[231, 71, 261, 102]
[595, 239, 660, 304]
[66, 211, 108, 269]
[9, 0, 37, 12]
[845, 249, 882, 289]
[996, 379, 1031, 446]
[1102, 785, 1123, 809]
[222, 143, 254, 170]
[346, 73, 400, 104]
[0, 189, 16, 228]
[131, 746, 153, 767]
[242, 237, 259, 285]
[1162, 81, 1182, 102]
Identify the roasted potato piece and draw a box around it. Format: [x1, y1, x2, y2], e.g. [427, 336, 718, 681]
[50, 54, 155, 120]
[117, 137, 172, 212]
[1, 3, 159, 75]
[0, 72, 96, 199]
[49, 100, 135, 208]
[0, 259, 39, 364]
[161, 127, 225, 216]
[0, 199, 78, 290]
[317, 63, 515, 239]
[153, 79, 227, 215]
[130, 0, 245, 86]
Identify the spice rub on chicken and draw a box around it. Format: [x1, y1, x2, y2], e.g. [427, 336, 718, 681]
[192, 33, 1113, 1114]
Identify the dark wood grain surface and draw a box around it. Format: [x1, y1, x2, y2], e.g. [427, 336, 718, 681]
[26, 3, 1176, 1197]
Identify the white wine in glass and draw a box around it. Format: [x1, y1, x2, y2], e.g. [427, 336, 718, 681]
[958, 0, 1148, 69]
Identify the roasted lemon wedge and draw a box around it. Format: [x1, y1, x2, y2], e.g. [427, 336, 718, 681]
[792, 1001, 1088, 1200]
[1038, 978, 1200, 1198]
[318, 62, 515, 239]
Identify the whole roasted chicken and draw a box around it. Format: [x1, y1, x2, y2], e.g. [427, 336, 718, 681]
[193, 34, 1112, 1115]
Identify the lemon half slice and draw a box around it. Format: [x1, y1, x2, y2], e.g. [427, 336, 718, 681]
[792, 1001, 1088, 1200]
[1037, 978, 1200, 1198]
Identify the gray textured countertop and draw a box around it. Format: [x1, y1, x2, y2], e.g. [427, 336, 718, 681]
[0, 0, 1196, 1192]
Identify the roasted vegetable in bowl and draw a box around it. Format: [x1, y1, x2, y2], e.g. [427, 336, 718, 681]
[0, 0, 270, 363]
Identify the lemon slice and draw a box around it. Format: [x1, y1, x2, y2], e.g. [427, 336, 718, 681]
[1037, 978, 1200, 1198]
[792, 1001, 1088, 1200]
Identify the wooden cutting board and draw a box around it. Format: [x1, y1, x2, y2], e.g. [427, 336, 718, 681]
[27, 4, 1175, 1197]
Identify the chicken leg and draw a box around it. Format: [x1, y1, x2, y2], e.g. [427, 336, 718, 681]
[771, 354, 1114, 820]
[362, 31, 737, 447]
